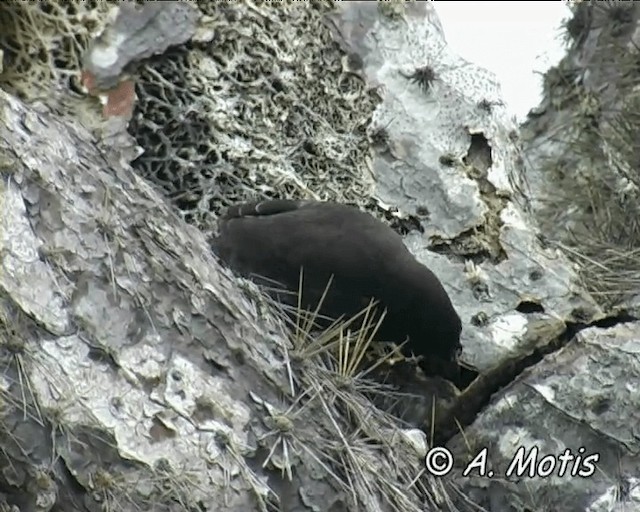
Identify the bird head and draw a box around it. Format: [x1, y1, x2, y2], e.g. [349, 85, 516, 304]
[404, 267, 463, 365]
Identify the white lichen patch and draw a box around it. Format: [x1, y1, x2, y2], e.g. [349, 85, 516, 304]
[0, 179, 70, 335]
[488, 312, 528, 350]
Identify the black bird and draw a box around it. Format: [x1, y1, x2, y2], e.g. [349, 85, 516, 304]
[211, 199, 462, 375]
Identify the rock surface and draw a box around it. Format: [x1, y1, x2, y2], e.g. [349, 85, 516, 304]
[0, 1, 638, 511]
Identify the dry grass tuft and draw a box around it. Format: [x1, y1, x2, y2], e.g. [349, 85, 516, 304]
[540, 88, 640, 307]
[256, 271, 465, 511]
[525, 6, 640, 310]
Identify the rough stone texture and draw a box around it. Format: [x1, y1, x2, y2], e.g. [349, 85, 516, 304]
[1, 1, 639, 511]
[324, 1, 602, 373]
[440, 2, 640, 510]
[0, 88, 438, 512]
[83, 1, 201, 90]
[448, 323, 640, 512]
